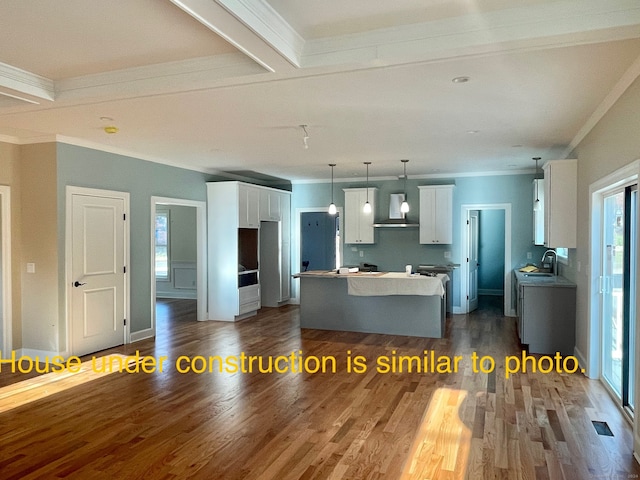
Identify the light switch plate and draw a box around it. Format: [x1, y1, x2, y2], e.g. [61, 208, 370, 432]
[444, 251, 451, 259]
[27, 263, 35, 273]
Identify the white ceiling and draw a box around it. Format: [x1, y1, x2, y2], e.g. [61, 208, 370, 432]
[1, 0, 640, 181]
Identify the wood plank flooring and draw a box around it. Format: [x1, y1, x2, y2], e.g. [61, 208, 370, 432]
[0, 297, 638, 479]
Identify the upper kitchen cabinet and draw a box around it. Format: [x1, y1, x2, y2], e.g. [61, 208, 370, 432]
[419, 185, 454, 244]
[238, 183, 260, 228]
[543, 159, 577, 248]
[260, 188, 281, 221]
[344, 188, 377, 244]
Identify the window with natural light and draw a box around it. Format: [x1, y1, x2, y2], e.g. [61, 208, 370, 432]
[155, 210, 169, 280]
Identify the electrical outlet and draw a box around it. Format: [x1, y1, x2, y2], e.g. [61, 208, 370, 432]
[359, 250, 364, 257]
[27, 263, 35, 273]
[527, 252, 532, 259]
[444, 251, 451, 259]
[351, 247, 358, 252]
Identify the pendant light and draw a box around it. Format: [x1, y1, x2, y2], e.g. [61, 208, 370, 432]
[533, 157, 541, 212]
[328, 164, 337, 215]
[363, 162, 372, 213]
[400, 159, 410, 213]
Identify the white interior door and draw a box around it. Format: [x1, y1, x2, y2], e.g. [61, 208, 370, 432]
[71, 192, 126, 356]
[468, 210, 479, 312]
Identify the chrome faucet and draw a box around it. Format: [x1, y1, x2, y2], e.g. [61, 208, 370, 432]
[541, 250, 558, 275]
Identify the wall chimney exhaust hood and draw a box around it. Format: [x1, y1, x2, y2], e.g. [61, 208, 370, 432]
[373, 193, 420, 228]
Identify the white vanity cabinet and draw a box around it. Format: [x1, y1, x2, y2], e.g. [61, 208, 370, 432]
[343, 188, 377, 244]
[543, 159, 577, 248]
[419, 185, 454, 244]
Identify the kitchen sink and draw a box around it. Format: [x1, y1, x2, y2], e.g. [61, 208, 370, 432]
[523, 272, 554, 277]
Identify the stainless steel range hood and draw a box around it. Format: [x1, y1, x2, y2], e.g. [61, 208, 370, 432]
[373, 193, 420, 228]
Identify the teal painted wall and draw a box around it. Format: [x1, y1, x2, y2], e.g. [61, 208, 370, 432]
[292, 173, 548, 309]
[56, 143, 220, 338]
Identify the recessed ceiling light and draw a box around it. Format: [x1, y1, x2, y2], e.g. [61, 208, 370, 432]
[99, 116, 114, 122]
[452, 76, 470, 83]
[467, 130, 479, 134]
[511, 144, 523, 148]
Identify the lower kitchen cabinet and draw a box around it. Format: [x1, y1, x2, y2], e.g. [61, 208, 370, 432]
[515, 273, 576, 356]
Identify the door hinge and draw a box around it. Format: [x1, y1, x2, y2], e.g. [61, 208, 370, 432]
[466, 257, 469, 262]
[467, 220, 470, 225]
[124, 319, 127, 326]
[124, 266, 126, 273]
[123, 213, 126, 221]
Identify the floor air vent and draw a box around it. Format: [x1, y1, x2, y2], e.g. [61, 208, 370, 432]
[592, 420, 614, 436]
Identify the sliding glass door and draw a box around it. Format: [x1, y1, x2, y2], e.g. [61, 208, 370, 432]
[601, 185, 636, 414]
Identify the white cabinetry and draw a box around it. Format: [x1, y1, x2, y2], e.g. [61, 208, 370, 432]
[260, 188, 281, 221]
[343, 188, 377, 244]
[419, 185, 454, 244]
[238, 183, 260, 228]
[543, 159, 576, 248]
[207, 181, 291, 321]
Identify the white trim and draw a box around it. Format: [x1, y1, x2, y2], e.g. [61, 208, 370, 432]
[65, 186, 130, 354]
[17, 348, 64, 359]
[587, 160, 639, 378]
[460, 204, 513, 316]
[291, 207, 344, 303]
[564, 53, 640, 159]
[150, 197, 208, 335]
[291, 169, 537, 185]
[0, 185, 12, 357]
[587, 159, 640, 463]
[214, 0, 304, 67]
[573, 346, 592, 378]
[0, 61, 55, 101]
[130, 328, 155, 343]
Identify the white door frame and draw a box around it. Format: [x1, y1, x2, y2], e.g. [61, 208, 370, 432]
[460, 203, 512, 316]
[65, 186, 130, 355]
[291, 207, 343, 304]
[0, 185, 12, 356]
[150, 197, 207, 334]
[587, 160, 639, 379]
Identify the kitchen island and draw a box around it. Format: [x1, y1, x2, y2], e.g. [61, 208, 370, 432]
[294, 271, 449, 338]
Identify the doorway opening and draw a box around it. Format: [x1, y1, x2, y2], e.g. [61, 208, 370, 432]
[292, 207, 343, 303]
[150, 197, 207, 337]
[460, 204, 512, 316]
[0, 185, 12, 356]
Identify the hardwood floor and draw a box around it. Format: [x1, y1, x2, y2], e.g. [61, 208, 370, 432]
[0, 296, 638, 479]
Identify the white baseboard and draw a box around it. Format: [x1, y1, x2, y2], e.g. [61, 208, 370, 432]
[573, 346, 593, 378]
[478, 289, 504, 296]
[130, 328, 155, 343]
[17, 347, 62, 358]
[156, 292, 197, 300]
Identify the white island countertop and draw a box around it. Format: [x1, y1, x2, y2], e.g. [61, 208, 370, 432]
[294, 271, 448, 297]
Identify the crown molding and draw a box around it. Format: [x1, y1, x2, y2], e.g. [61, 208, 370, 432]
[564, 51, 640, 156]
[302, 0, 640, 68]
[0, 62, 55, 102]
[215, 0, 304, 67]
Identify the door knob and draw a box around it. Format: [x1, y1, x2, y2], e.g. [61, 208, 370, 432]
[73, 281, 87, 287]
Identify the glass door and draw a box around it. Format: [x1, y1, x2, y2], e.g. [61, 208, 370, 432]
[601, 185, 636, 415]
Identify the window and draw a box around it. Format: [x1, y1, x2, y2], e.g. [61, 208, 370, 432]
[155, 210, 170, 280]
[556, 247, 569, 264]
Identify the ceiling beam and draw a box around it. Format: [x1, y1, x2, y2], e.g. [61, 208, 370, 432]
[0, 62, 55, 103]
[170, 0, 301, 72]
